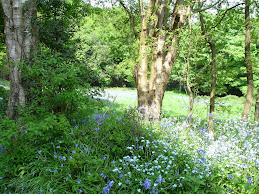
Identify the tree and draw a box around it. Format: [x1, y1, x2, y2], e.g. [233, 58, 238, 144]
[199, 12, 216, 139]
[1, 0, 37, 119]
[242, 0, 254, 119]
[119, 0, 192, 119]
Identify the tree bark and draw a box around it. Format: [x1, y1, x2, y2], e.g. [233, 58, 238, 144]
[135, 0, 191, 119]
[1, 0, 37, 119]
[255, 88, 259, 120]
[242, 0, 254, 120]
[199, 13, 216, 140]
[186, 17, 194, 120]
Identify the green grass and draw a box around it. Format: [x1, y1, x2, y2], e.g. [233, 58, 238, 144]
[104, 88, 251, 120]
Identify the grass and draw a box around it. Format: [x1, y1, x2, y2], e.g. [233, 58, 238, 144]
[0, 87, 258, 193]
[104, 88, 251, 120]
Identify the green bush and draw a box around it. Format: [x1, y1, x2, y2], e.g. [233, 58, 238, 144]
[0, 86, 9, 117]
[21, 46, 87, 118]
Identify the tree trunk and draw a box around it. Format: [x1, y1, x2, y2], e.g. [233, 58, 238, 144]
[133, 0, 191, 119]
[242, 0, 254, 120]
[186, 47, 194, 118]
[255, 88, 259, 120]
[1, 0, 37, 119]
[199, 13, 216, 140]
[186, 15, 194, 120]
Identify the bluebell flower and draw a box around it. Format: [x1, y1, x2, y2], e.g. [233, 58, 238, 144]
[88, 172, 91, 175]
[4, 186, 7, 190]
[156, 176, 165, 184]
[78, 188, 83, 193]
[119, 174, 124, 178]
[54, 169, 58, 173]
[75, 126, 79, 129]
[228, 174, 233, 179]
[102, 156, 106, 160]
[247, 177, 253, 185]
[72, 119, 76, 123]
[59, 140, 62, 143]
[40, 190, 43, 194]
[100, 173, 106, 179]
[71, 129, 73, 133]
[153, 188, 158, 194]
[72, 150, 76, 154]
[95, 127, 99, 132]
[78, 179, 81, 184]
[38, 150, 41, 155]
[136, 137, 139, 142]
[50, 188, 53, 192]
[126, 180, 130, 184]
[56, 146, 60, 149]
[111, 160, 115, 164]
[84, 148, 89, 153]
[70, 156, 73, 159]
[143, 179, 152, 190]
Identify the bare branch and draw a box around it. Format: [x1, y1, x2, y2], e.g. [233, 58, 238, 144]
[193, 0, 224, 13]
[211, 3, 245, 29]
[118, 0, 140, 43]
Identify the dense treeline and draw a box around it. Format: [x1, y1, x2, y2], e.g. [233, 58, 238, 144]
[0, 2, 258, 96]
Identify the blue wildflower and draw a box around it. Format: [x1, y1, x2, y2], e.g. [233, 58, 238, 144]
[143, 179, 152, 190]
[84, 148, 88, 153]
[78, 179, 81, 184]
[100, 173, 106, 179]
[78, 188, 83, 193]
[228, 174, 233, 179]
[156, 176, 165, 184]
[102, 156, 106, 160]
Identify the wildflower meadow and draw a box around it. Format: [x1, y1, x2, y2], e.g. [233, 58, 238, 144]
[0, 88, 258, 193]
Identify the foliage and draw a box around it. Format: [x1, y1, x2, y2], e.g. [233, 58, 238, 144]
[74, 6, 138, 87]
[173, 9, 259, 97]
[0, 86, 9, 117]
[0, 6, 8, 80]
[21, 46, 87, 118]
[36, 0, 88, 58]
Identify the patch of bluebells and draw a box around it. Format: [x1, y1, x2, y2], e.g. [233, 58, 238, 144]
[99, 116, 258, 193]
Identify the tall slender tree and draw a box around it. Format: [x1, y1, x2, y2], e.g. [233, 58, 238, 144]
[1, 0, 37, 119]
[199, 12, 216, 140]
[242, 0, 254, 119]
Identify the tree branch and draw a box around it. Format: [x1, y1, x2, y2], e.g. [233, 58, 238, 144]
[211, 3, 245, 29]
[193, 0, 223, 13]
[118, 0, 140, 43]
[253, 0, 259, 9]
